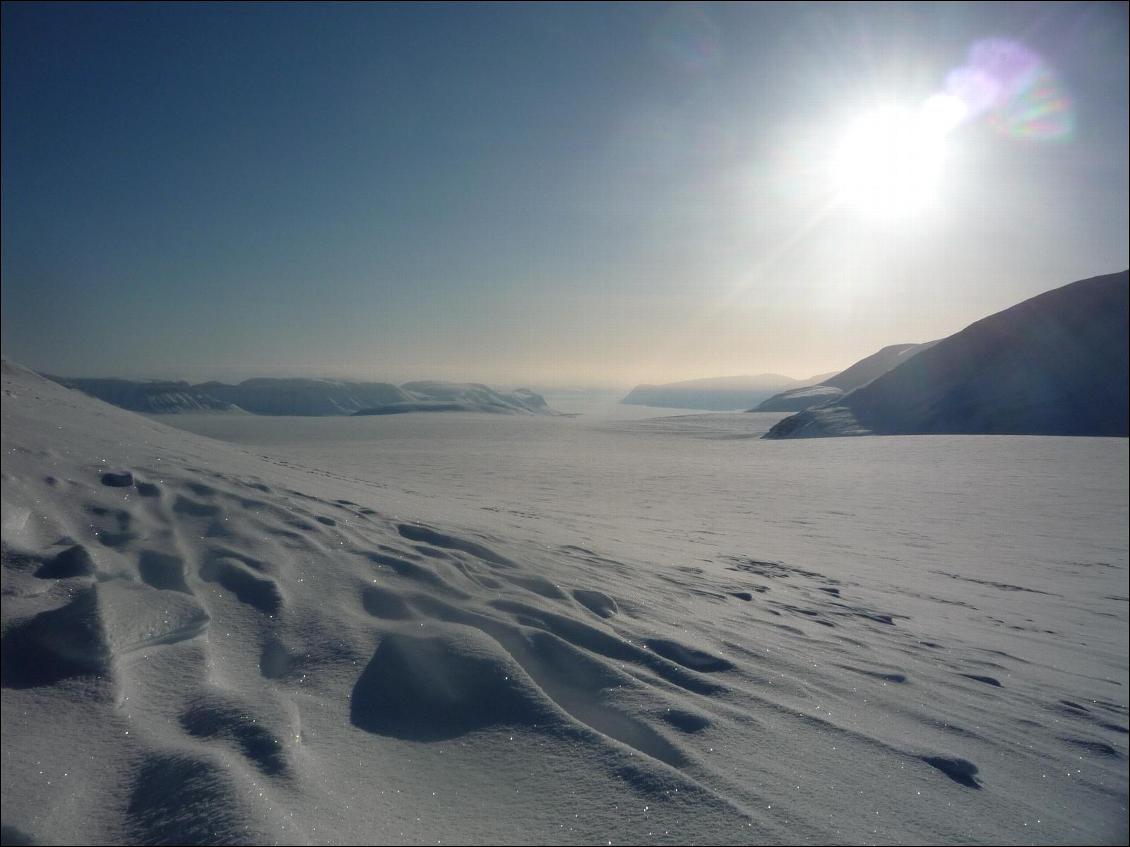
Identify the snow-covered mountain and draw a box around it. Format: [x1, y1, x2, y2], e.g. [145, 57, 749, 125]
[47, 375, 557, 416]
[621, 373, 815, 411]
[753, 343, 935, 413]
[752, 383, 847, 413]
[766, 270, 1129, 438]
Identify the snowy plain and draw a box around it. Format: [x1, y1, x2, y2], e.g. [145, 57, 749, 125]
[2, 363, 1127, 845]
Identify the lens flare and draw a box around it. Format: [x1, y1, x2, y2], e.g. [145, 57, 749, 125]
[989, 65, 1074, 140]
[828, 39, 1072, 222]
[945, 38, 1074, 141]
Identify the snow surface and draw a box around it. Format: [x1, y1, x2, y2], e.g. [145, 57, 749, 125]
[2, 360, 1127, 844]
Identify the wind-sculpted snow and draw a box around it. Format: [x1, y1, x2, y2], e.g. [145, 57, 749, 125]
[2, 358, 1127, 844]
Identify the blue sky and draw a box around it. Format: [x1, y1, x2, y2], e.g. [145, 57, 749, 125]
[3, 2, 1127, 387]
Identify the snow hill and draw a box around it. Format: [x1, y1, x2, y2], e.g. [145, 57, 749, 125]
[753, 343, 934, 413]
[47, 376, 556, 417]
[1, 360, 759, 844]
[766, 271, 1129, 438]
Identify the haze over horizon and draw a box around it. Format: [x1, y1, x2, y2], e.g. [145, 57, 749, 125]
[3, 2, 1128, 388]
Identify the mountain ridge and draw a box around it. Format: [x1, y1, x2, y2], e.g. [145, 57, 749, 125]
[753, 343, 936, 413]
[46, 375, 557, 417]
[622, 373, 825, 411]
[766, 270, 1129, 438]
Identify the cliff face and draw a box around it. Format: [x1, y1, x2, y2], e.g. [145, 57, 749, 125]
[44, 378, 239, 414]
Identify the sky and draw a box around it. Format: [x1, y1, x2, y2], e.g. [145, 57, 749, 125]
[2, 2, 1127, 389]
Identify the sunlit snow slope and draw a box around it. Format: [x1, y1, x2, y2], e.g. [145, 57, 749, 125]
[2, 359, 1127, 845]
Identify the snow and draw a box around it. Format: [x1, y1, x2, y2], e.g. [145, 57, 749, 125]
[621, 374, 814, 411]
[753, 384, 845, 413]
[48, 376, 557, 417]
[754, 343, 936, 413]
[2, 359, 1127, 844]
[768, 271, 1128, 438]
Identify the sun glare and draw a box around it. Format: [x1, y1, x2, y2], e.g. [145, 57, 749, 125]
[832, 95, 965, 221]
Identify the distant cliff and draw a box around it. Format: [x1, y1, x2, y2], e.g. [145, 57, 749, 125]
[622, 374, 815, 411]
[48, 376, 557, 417]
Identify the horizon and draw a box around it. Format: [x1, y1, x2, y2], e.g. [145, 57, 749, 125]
[3, 3, 1128, 388]
[27, 363, 840, 392]
[16, 267, 1125, 392]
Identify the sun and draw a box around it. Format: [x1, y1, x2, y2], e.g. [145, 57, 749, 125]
[832, 95, 965, 220]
